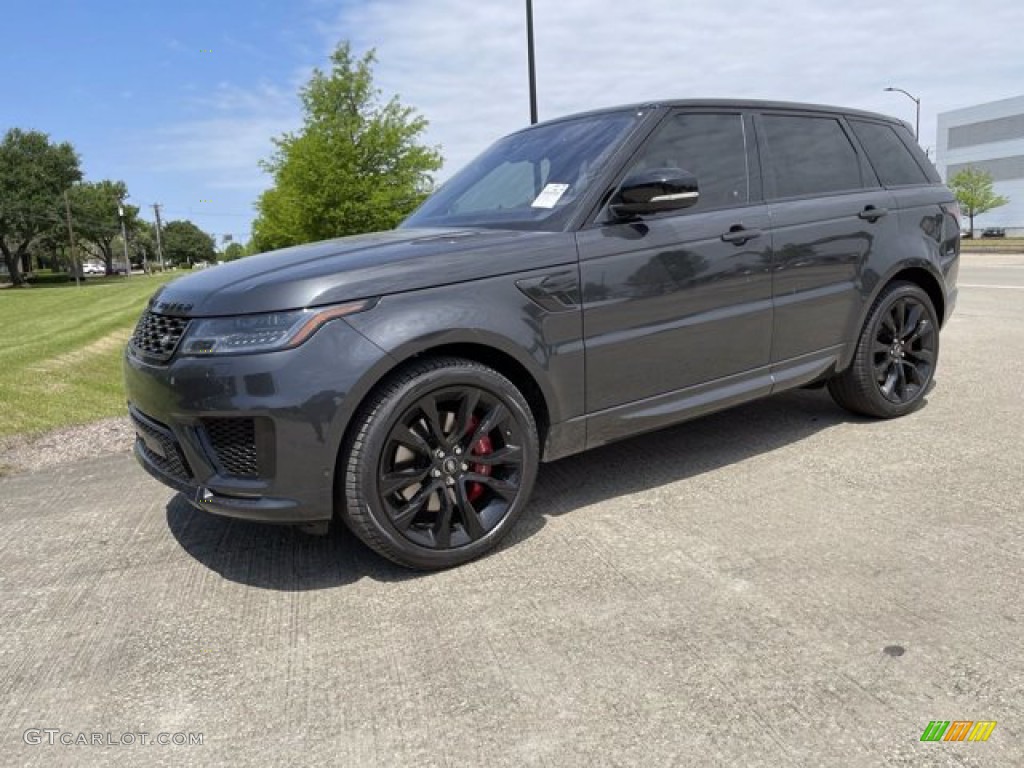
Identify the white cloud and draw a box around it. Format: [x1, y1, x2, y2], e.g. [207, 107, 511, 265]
[115, 80, 301, 238]
[142, 82, 298, 181]
[127, 0, 1023, 238]
[322, 0, 1024, 169]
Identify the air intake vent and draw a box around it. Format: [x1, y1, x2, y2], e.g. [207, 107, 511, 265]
[130, 409, 193, 482]
[203, 418, 260, 477]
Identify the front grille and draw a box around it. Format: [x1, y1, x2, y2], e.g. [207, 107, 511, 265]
[131, 410, 193, 482]
[203, 418, 259, 477]
[130, 311, 190, 362]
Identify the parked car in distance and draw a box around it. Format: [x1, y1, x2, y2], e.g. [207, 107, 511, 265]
[125, 99, 960, 570]
[981, 227, 1006, 238]
[82, 261, 104, 275]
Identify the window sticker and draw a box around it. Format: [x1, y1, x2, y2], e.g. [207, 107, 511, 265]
[531, 183, 569, 209]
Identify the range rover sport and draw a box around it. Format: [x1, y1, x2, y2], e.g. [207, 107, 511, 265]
[125, 100, 960, 569]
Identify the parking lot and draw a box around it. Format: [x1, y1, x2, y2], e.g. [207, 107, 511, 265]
[1, 252, 1021, 767]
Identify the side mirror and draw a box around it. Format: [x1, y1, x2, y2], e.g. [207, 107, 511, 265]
[609, 167, 700, 219]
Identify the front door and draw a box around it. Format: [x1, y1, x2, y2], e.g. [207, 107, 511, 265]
[576, 111, 774, 442]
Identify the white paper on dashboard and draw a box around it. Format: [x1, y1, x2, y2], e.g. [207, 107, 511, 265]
[531, 183, 569, 209]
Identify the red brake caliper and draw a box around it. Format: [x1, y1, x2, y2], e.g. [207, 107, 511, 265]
[465, 416, 493, 503]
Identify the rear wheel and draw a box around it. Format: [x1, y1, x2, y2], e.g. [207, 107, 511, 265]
[828, 281, 939, 418]
[341, 358, 539, 570]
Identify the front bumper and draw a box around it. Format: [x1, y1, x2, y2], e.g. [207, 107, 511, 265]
[124, 317, 392, 523]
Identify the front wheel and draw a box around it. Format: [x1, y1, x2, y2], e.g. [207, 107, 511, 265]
[341, 358, 539, 570]
[828, 281, 940, 418]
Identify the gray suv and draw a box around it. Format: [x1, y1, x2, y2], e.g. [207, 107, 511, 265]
[125, 100, 960, 569]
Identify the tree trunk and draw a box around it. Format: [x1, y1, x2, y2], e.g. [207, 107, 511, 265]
[98, 240, 116, 275]
[0, 240, 27, 286]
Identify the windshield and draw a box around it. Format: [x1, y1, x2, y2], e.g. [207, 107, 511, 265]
[402, 110, 643, 231]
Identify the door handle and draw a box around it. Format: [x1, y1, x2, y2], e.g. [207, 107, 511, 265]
[720, 226, 763, 245]
[858, 205, 889, 222]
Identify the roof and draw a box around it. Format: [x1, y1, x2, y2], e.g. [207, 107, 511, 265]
[533, 98, 903, 128]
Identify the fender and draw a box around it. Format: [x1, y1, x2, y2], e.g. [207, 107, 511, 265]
[839, 256, 948, 371]
[335, 276, 587, 460]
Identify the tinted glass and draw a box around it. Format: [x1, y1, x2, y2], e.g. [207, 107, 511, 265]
[849, 119, 930, 187]
[626, 112, 748, 211]
[403, 111, 642, 231]
[762, 115, 863, 198]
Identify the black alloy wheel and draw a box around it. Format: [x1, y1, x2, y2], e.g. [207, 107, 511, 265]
[872, 295, 937, 404]
[829, 281, 940, 418]
[342, 358, 538, 570]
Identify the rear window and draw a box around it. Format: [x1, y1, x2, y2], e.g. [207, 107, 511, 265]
[761, 115, 863, 199]
[849, 119, 930, 187]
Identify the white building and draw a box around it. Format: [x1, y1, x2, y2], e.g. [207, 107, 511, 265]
[936, 94, 1024, 236]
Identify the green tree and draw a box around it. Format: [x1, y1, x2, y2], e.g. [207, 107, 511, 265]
[162, 220, 215, 266]
[948, 167, 1009, 237]
[30, 226, 71, 272]
[131, 224, 157, 270]
[252, 42, 442, 252]
[67, 180, 139, 274]
[0, 129, 81, 285]
[222, 242, 245, 261]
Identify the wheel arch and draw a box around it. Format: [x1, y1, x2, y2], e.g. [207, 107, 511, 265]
[398, 341, 552, 449]
[841, 260, 947, 371]
[330, 335, 559, 504]
[885, 266, 946, 327]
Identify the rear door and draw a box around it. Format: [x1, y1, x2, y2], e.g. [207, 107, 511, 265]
[756, 111, 897, 369]
[847, 117, 960, 264]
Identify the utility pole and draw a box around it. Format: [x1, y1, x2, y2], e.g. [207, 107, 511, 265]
[152, 203, 165, 271]
[63, 190, 80, 288]
[118, 204, 131, 278]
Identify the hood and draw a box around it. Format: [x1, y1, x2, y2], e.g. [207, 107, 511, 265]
[149, 227, 575, 317]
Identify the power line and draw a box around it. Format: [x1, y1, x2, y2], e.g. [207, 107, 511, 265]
[0, 206, 144, 230]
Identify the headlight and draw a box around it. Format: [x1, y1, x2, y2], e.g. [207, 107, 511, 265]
[179, 299, 375, 356]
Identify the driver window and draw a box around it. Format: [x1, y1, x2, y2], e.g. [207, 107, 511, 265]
[628, 113, 749, 212]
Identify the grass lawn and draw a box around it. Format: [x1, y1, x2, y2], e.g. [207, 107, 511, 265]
[0, 273, 178, 437]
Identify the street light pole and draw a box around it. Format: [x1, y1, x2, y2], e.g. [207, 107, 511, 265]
[884, 86, 921, 142]
[526, 0, 538, 124]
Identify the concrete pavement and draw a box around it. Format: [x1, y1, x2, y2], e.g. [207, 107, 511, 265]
[1, 252, 1021, 767]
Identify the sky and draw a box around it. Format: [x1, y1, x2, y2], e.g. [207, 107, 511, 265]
[3, 0, 1022, 247]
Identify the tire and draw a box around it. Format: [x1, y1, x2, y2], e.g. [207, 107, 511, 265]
[828, 281, 940, 418]
[341, 357, 539, 570]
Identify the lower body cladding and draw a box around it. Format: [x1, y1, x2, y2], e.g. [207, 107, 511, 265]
[123, 318, 392, 523]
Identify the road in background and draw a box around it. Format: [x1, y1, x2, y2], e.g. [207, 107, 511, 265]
[959, 249, 1024, 289]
